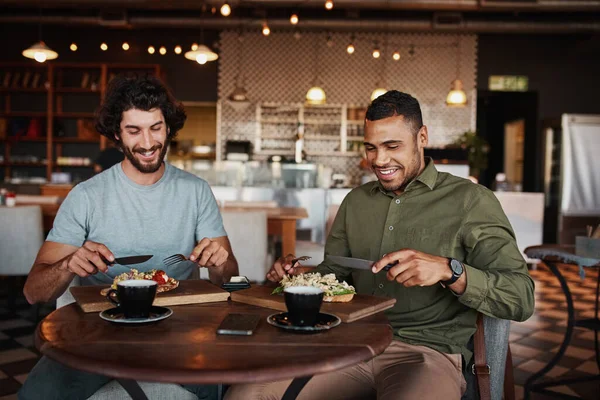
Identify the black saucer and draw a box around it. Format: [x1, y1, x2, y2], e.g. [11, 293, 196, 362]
[267, 312, 341, 333]
[99, 306, 172, 324]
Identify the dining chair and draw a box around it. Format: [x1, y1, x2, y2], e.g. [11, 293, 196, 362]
[0, 205, 44, 313]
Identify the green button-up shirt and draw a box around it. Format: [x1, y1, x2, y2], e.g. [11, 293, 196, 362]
[315, 158, 535, 362]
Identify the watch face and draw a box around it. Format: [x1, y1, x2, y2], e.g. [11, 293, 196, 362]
[450, 259, 464, 275]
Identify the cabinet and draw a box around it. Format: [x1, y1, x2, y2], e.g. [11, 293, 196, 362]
[254, 103, 367, 159]
[0, 62, 161, 182]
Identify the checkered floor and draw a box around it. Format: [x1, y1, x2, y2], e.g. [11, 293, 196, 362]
[0, 266, 599, 400]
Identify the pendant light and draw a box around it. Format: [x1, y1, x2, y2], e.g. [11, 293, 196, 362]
[227, 31, 251, 110]
[184, 29, 218, 65]
[306, 34, 326, 105]
[22, 11, 58, 63]
[370, 37, 388, 101]
[446, 38, 467, 107]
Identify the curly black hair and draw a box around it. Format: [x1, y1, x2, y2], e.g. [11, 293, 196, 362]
[95, 74, 186, 142]
[365, 90, 423, 135]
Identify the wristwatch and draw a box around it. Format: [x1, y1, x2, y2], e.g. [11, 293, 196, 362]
[441, 258, 464, 286]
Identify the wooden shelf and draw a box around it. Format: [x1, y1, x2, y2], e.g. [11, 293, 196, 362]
[55, 164, 94, 168]
[55, 112, 96, 118]
[306, 151, 363, 157]
[0, 87, 47, 93]
[260, 118, 298, 124]
[260, 134, 295, 140]
[304, 119, 341, 125]
[347, 136, 364, 141]
[347, 120, 364, 125]
[255, 150, 295, 156]
[55, 88, 101, 94]
[0, 162, 47, 167]
[0, 111, 46, 117]
[304, 134, 340, 140]
[1, 137, 99, 144]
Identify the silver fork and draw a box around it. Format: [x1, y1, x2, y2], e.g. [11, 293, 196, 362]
[163, 254, 189, 267]
[290, 256, 311, 267]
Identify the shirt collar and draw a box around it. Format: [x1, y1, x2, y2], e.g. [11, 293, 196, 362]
[369, 157, 438, 196]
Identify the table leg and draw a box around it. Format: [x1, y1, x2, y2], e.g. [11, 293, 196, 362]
[116, 379, 148, 400]
[523, 261, 600, 399]
[281, 220, 297, 257]
[282, 376, 312, 400]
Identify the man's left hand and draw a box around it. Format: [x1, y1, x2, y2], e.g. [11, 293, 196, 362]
[372, 249, 452, 287]
[190, 238, 229, 268]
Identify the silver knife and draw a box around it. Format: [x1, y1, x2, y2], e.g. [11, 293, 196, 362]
[326, 255, 395, 271]
[108, 255, 153, 265]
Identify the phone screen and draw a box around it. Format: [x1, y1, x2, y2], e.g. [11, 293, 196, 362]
[216, 313, 261, 336]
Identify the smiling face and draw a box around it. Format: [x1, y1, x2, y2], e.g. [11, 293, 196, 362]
[117, 108, 169, 174]
[364, 115, 428, 195]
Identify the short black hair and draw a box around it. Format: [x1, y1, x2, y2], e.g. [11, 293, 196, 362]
[95, 75, 186, 142]
[365, 90, 423, 135]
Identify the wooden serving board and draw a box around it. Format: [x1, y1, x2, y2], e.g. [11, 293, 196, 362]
[231, 285, 396, 323]
[71, 280, 230, 313]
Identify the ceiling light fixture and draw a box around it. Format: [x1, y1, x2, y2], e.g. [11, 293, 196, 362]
[346, 35, 355, 54]
[262, 22, 271, 36]
[122, 42, 130, 51]
[290, 14, 299, 25]
[371, 37, 389, 101]
[185, 28, 218, 65]
[22, 9, 58, 63]
[159, 46, 167, 55]
[174, 45, 182, 54]
[100, 43, 108, 51]
[392, 51, 401, 61]
[446, 38, 467, 107]
[306, 34, 326, 105]
[191, 43, 199, 51]
[69, 43, 77, 52]
[148, 46, 155, 54]
[325, 1, 334, 10]
[227, 30, 251, 110]
[220, 2, 231, 17]
[372, 43, 381, 59]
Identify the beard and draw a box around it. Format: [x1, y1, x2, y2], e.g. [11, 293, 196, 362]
[120, 139, 170, 174]
[375, 142, 422, 193]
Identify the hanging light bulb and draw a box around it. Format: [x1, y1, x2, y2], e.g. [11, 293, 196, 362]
[220, 2, 231, 17]
[184, 44, 218, 64]
[325, 1, 334, 10]
[446, 79, 467, 107]
[148, 46, 155, 54]
[70, 43, 78, 52]
[262, 23, 271, 36]
[174, 45, 182, 54]
[372, 48, 380, 58]
[306, 86, 327, 105]
[191, 43, 199, 51]
[23, 41, 59, 63]
[122, 42, 130, 51]
[290, 14, 299, 25]
[100, 43, 108, 51]
[347, 43, 355, 54]
[159, 46, 167, 55]
[371, 88, 387, 101]
[392, 51, 401, 61]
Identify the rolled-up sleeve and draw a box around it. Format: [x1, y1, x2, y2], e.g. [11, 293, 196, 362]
[459, 188, 535, 322]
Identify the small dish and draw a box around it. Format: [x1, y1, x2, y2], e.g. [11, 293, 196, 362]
[99, 306, 172, 324]
[267, 312, 341, 333]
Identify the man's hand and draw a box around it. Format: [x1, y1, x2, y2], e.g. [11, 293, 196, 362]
[58, 241, 114, 278]
[266, 254, 298, 282]
[190, 238, 229, 268]
[372, 249, 451, 287]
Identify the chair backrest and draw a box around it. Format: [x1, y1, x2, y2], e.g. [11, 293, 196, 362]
[220, 210, 268, 282]
[462, 316, 513, 400]
[0, 205, 44, 276]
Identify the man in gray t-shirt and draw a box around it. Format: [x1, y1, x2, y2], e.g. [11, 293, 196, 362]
[20, 75, 237, 400]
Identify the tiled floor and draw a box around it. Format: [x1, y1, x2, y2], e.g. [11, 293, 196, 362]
[0, 265, 598, 399]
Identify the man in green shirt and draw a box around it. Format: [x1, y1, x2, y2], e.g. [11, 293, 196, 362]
[225, 91, 535, 400]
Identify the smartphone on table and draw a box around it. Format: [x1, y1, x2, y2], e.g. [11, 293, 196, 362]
[216, 313, 261, 336]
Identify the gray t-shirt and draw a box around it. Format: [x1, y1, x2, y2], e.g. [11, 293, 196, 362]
[47, 162, 227, 286]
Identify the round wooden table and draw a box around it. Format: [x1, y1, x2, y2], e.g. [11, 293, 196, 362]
[36, 301, 393, 400]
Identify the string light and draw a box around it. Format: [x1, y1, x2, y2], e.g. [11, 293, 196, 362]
[191, 43, 199, 51]
[347, 43, 355, 54]
[220, 3, 231, 17]
[392, 51, 401, 61]
[70, 43, 77, 52]
[100, 43, 108, 51]
[262, 23, 271, 36]
[325, 1, 334, 10]
[148, 46, 155, 54]
[290, 14, 299, 25]
[372, 48, 381, 58]
[174, 45, 182, 54]
[122, 42, 130, 51]
[159, 46, 167, 55]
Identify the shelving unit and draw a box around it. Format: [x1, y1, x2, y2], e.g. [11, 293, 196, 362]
[254, 102, 367, 159]
[0, 62, 161, 182]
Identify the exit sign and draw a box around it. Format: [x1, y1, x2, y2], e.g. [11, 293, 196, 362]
[489, 75, 529, 92]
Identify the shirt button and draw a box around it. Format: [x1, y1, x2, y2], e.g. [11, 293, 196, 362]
[395, 199, 401, 204]
[379, 283, 384, 289]
[389, 226, 394, 231]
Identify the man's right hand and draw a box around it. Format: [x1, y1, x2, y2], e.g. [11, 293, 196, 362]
[58, 241, 115, 278]
[266, 254, 298, 282]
